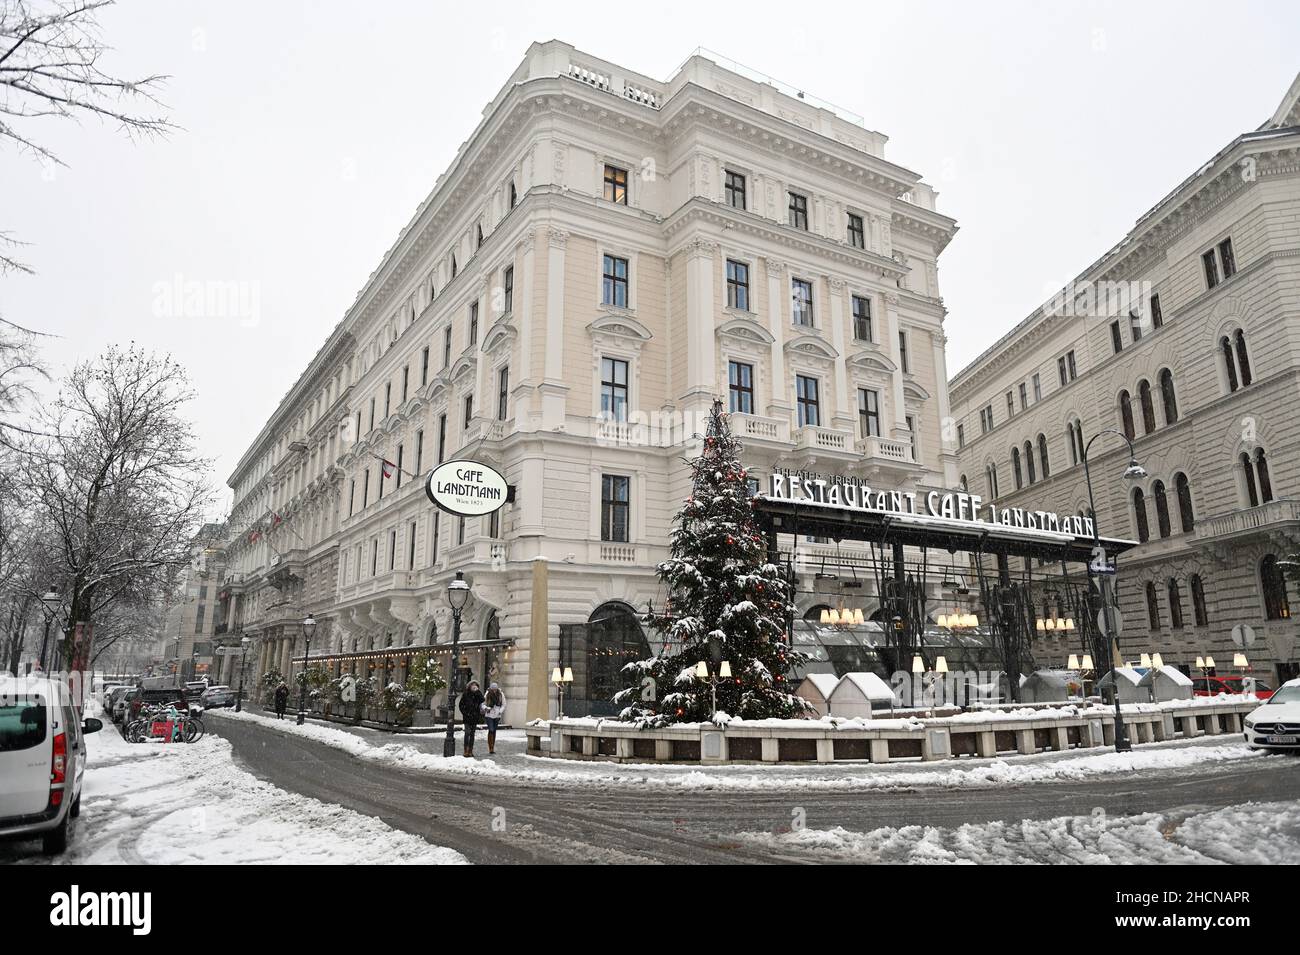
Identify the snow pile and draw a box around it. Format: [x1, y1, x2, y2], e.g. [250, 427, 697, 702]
[731, 800, 1300, 864]
[0, 717, 467, 865]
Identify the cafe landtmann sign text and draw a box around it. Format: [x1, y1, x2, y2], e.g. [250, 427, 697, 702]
[425, 460, 509, 517]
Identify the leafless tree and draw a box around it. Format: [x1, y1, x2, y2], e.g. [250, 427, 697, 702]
[22, 344, 213, 667]
[1, 0, 172, 274]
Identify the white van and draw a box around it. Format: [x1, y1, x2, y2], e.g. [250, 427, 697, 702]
[0, 675, 103, 855]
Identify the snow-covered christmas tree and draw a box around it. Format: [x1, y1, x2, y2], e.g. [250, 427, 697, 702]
[616, 401, 811, 725]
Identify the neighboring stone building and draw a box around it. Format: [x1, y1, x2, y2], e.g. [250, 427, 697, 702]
[220, 42, 957, 723]
[951, 75, 1300, 687]
[158, 523, 227, 681]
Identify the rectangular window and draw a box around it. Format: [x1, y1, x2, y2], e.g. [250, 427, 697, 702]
[384, 382, 392, 418]
[905, 414, 917, 459]
[502, 266, 514, 314]
[898, 330, 909, 373]
[415, 429, 424, 476]
[728, 361, 754, 414]
[602, 254, 629, 308]
[1058, 350, 1077, 386]
[1202, 249, 1220, 289]
[858, 388, 880, 438]
[348, 479, 356, 517]
[1218, 238, 1236, 278]
[1067, 350, 1077, 380]
[1018, 382, 1028, 410]
[401, 366, 409, 403]
[726, 260, 750, 311]
[796, 375, 820, 427]
[1006, 391, 1015, 419]
[370, 539, 378, 576]
[980, 404, 994, 434]
[791, 278, 814, 327]
[508, 180, 517, 209]
[362, 468, 370, 508]
[195, 606, 205, 634]
[603, 164, 628, 204]
[600, 357, 629, 422]
[355, 411, 362, 443]
[852, 295, 872, 341]
[469, 302, 479, 345]
[408, 521, 417, 569]
[368, 397, 376, 431]
[724, 170, 746, 210]
[847, 213, 865, 249]
[438, 414, 447, 463]
[389, 529, 397, 571]
[443, 326, 452, 368]
[463, 393, 473, 428]
[395, 444, 404, 489]
[431, 512, 440, 565]
[421, 346, 430, 386]
[956, 423, 965, 449]
[1111, 320, 1123, 353]
[497, 366, 509, 421]
[457, 516, 466, 546]
[788, 191, 808, 230]
[488, 509, 500, 540]
[1150, 293, 1163, 329]
[601, 474, 630, 542]
[1032, 373, 1041, 401]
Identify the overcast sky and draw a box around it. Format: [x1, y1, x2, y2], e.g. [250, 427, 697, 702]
[2, 0, 1296, 516]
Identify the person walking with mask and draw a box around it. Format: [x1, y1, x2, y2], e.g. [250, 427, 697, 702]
[482, 682, 506, 755]
[458, 679, 485, 757]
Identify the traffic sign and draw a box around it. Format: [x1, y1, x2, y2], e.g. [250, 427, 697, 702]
[1231, 624, 1256, 649]
[1097, 608, 1124, 638]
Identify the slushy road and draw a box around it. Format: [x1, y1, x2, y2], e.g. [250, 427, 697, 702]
[208, 716, 1300, 864]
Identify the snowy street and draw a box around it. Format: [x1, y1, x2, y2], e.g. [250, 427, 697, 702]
[0, 709, 466, 865]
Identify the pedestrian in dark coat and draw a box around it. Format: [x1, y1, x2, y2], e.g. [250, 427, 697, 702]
[458, 680, 485, 757]
[274, 682, 290, 719]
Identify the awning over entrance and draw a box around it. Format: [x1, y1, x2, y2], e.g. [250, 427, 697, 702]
[292, 638, 514, 668]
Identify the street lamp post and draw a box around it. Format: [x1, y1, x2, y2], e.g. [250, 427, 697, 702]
[442, 572, 470, 758]
[236, 636, 250, 712]
[1081, 428, 1147, 753]
[36, 589, 60, 672]
[694, 660, 732, 720]
[297, 614, 316, 725]
[552, 666, 573, 717]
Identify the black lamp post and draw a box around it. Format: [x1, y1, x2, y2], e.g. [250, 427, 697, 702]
[236, 636, 250, 712]
[297, 614, 316, 725]
[36, 588, 60, 672]
[442, 572, 470, 757]
[1081, 427, 1147, 753]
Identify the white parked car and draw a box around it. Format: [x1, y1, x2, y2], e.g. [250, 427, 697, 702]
[0, 675, 104, 855]
[1244, 679, 1300, 750]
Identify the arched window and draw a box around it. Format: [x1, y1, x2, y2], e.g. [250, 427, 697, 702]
[1133, 488, 1150, 543]
[1235, 330, 1252, 386]
[1256, 448, 1273, 503]
[1038, 433, 1050, 479]
[1167, 579, 1184, 629]
[1138, 380, 1157, 434]
[804, 604, 833, 623]
[1261, 555, 1291, 621]
[1145, 581, 1161, 630]
[1159, 369, 1178, 425]
[960, 474, 968, 491]
[1153, 480, 1171, 538]
[986, 463, 999, 498]
[1241, 452, 1260, 507]
[1175, 472, 1194, 532]
[450, 253, 458, 278]
[1067, 422, 1079, 466]
[1119, 390, 1135, 439]
[1024, 441, 1036, 484]
[1220, 336, 1239, 392]
[1191, 574, 1209, 627]
[1012, 447, 1023, 490]
[571, 601, 653, 717]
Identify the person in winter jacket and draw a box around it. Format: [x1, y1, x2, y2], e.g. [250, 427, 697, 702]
[458, 680, 485, 756]
[274, 681, 290, 720]
[482, 683, 506, 754]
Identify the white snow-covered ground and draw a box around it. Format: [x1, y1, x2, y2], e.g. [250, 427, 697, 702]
[732, 801, 1300, 864]
[0, 712, 467, 865]
[209, 706, 1282, 792]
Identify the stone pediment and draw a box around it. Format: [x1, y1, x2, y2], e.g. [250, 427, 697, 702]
[903, 379, 931, 402]
[481, 318, 517, 354]
[847, 347, 898, 375]
[587, 312, 653, 343]
[783, 334, 839, 361]
[449, 354, 477, 383]
[717, 315, 775, 346]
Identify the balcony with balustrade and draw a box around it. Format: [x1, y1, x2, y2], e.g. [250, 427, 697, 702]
[1195, 498, 1300, 546]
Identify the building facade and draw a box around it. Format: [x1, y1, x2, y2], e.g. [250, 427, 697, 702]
[159, 523, 227, 681]
[220, 42, 958, 724]
[952, 75, 1300, 687]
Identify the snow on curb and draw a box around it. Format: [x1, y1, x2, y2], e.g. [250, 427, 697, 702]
[208, 706, 1270, 793]
[2, 716, 468, 865]
[732, 800, 1300, 864]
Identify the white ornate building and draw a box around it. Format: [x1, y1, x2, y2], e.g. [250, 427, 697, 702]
[952, 74, 1300, 688]
[218, 42, 958, 723]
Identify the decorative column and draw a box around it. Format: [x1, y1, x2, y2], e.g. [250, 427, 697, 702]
[764, 257, 790, 417]
[517, 230, 537, 393]
[539, 228, 569, 430]
[681, 236, 718, 421]
[827, 277, 852, 433]
[883, 292, 909, 439]
[526, 557, 551, 722]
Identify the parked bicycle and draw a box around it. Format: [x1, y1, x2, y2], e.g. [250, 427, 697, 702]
[126, 700, 205, 743]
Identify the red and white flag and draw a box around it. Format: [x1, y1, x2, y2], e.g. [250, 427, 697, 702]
[381, 459, 396, 479]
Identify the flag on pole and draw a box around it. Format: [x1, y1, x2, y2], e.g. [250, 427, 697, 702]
[271, 512, 283, 529]
[381, 459, 396, 479]
[248, 529, 260, 543]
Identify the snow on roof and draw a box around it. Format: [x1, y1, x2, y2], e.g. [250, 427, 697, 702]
[1105, 667, 1144, 685]
[1140, 667, 1193, 686]
[1024, 670, 1070, 688]
[831, 671, 898, 702]
[798, 673, 841, 699]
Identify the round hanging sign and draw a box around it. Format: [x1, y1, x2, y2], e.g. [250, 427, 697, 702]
[425, 460, 509, 517]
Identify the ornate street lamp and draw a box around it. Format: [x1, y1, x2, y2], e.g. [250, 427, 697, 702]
[552, 665, 574, 717]
[694, 660, 731, 721]
[297, 614, 316, 725]
[1081, 428, 1146, 753]
[442, 572, 471, 757]
[236, 636, 251, 712]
